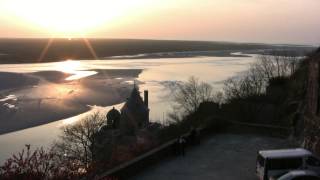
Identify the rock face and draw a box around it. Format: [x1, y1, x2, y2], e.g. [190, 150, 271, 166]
[304, 48, 320, 155]
[306, 50, 320, 116]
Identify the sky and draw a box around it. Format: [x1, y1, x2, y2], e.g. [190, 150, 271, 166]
[0, 0, 319, 45]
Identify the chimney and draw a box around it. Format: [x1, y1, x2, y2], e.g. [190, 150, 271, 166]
[144, 90, 148, 107]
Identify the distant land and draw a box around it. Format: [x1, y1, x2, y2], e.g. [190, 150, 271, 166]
[0, 38, 315, 64]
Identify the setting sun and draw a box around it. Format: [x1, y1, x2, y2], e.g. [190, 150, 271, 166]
[2, 0, 152, 36]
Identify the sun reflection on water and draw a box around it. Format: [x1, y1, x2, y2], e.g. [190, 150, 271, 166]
[55, 60, 97, 80]
[56, 60, 81, 73]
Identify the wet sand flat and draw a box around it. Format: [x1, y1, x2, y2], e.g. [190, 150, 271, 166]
[0, 69, 142, 134]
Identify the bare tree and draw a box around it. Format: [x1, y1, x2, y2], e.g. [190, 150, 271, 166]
[52, 112, 105, 169]
[224, 69, 265, 101]
[256, 50, 301, 81]
[212, 91, 224, 105]
[224, 51, 301, 101]
[172, 76, 214, 114]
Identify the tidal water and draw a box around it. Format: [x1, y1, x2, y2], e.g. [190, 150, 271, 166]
[0, 52, 257, 163]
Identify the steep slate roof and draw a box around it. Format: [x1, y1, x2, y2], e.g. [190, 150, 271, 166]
[118, 86, 149, 134]
[121, 87, 148, 115]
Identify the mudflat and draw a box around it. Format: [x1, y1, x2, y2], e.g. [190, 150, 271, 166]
[0, 69, 142, 134]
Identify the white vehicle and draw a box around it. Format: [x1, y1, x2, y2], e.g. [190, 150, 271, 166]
[277, 170, 320, 180]
[256, 148, 320, 180]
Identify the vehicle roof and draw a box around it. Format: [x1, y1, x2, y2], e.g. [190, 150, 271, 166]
[259, 148, 312, 158]
[279, 170, 319, 179]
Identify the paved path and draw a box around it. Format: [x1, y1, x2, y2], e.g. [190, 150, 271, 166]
[131, 133, 294, 180]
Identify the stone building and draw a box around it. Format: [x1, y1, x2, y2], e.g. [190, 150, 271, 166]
[93, 86, 154, 162]
[106, 85, 149, 135]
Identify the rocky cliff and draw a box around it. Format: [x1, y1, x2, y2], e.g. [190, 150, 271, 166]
[303, 47, 320, 155]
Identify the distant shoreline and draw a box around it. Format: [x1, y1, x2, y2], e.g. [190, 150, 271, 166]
[0, 38, 314, 64]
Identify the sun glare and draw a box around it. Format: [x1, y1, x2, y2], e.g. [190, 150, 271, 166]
[3, 0, 152, 36]
[55, 60, 97, 80]
[56, 60, 81, 73]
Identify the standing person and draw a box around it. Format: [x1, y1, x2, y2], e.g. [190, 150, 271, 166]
[189, 128, 196, 145]
[178, 136, 186, 156]
[173, 139, 179, 155]
[196, 128, 200, 145]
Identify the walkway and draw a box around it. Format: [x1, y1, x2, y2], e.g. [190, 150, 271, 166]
[131, 133, 293, 180]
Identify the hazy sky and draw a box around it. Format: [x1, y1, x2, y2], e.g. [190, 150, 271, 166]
[0, 0, 319, 45]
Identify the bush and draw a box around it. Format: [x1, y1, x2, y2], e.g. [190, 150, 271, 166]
[0, 145, 71, 180]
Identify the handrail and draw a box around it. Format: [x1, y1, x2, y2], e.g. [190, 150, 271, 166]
[227, 120, 291, 130]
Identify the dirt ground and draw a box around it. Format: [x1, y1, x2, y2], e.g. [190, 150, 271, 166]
[131, 133, 295, 180]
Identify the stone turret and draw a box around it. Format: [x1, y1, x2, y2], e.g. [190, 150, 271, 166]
[144, 90, 148, 108]
[106, 107, 121, 129]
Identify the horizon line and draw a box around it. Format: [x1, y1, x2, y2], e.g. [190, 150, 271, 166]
[0, 37, 316, 47]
